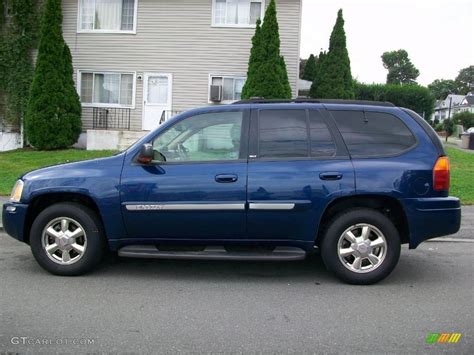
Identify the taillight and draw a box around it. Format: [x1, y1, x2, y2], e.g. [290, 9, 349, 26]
[433, 156, 450, 191]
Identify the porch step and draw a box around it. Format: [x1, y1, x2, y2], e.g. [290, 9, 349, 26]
[118, 245, 307, 261]
[118, 131, 148, 150]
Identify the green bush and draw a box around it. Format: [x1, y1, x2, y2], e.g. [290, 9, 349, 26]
[452, 111, 474, 130]
[24, 0, 81, 150]
[435, 122, 444, 132]
[354, 82, 435, 119]
[310, 9, 354, 99]
[241, 0, 291, 99]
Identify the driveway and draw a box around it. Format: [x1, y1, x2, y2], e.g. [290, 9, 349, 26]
[0, 232, 472, 353]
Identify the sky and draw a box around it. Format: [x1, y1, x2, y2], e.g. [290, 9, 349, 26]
[300, 0, 474, 85]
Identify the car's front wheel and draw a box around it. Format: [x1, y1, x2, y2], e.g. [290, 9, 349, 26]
[321, 208, 401, 285]
[30, 202, 105, 276]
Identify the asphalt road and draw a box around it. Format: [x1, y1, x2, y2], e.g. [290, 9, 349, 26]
[0, 233, 472, 354]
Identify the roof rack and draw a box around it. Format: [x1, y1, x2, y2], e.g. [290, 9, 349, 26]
[233, 97, 395, 107]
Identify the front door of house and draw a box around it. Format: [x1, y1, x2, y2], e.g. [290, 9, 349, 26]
[142, 73, 172, 131]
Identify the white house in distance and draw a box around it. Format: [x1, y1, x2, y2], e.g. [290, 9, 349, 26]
[432, 93, 474, 122]
[56, 0, 303, 150]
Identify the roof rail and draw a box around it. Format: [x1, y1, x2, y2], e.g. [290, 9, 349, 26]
[233, 97, 395, 107]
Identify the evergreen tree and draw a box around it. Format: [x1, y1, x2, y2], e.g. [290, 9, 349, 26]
[309, 51, 326, 98]
[25, 0, 81, 150]
[310, 9, 354, 99]
[241, 0, 291, 99]
[0, 0, 39, 126]
[302, 54, 316, 81]
[241, 19, 263, 99]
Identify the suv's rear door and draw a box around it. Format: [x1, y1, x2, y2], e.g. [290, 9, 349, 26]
[246, 106, 355, 242]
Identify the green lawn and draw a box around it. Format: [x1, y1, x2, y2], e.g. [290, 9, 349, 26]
[0, 149, 116, 196]
[446, 147, 474, 205]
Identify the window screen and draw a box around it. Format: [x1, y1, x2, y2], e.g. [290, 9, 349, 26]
[331, 110, 416, 157]
[309, 110, 336, 157]
[258, 110, 308, 158]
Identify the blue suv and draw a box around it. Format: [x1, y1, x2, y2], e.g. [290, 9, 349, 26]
[2, 99, 461, 284]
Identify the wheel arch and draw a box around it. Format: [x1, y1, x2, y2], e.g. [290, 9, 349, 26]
[24, 192, 105, 245]
[316, 194, 409, 246]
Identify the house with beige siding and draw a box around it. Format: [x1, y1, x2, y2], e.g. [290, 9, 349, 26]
[61, 0, 302, 149]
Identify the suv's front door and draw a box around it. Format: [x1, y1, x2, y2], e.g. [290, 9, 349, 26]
[121, 109, 249, 239]
[247, 107, 355, 242]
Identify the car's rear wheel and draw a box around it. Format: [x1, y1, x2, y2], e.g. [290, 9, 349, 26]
[321, 208, 401, 285]
[30, 203, 105, 276]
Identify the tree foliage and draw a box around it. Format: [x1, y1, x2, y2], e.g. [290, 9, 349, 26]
[452, 111, 474, 129]
[241, 0, 291, 99]
[302, 54, 316, 81]
[354, 82, 435, 119]
[25, 0, 81, 150]
[0, 0, 40, 126]
[381, 49, 420, 85]
[455, 66, 474, 95]
[310, 10, 354, 99]
[427, 79, 458, 100]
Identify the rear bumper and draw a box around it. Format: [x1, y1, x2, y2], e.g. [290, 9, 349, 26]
[2, 202, 28, 243]
[401, 197, 461, 248]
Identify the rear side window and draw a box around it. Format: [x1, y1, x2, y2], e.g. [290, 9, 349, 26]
[330, 110, 416, 157]
[257, 109, 336, 159]
[258, 110, 308, 158]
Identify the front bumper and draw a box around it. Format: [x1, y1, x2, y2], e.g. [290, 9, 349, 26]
[402, 196, 461, 249]
[2, 202, 28, 243]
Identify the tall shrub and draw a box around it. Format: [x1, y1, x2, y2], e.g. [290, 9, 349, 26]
[310, 9, 354, 99]
[0, 0, 39, 126]
[354, 82, 435, 119]
[25, 0, 81, 149]
[241, 0, 291, 99]
[302, 54, 316, 81]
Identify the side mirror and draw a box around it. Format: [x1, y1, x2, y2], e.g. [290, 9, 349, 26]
[137, 143, 154, 164]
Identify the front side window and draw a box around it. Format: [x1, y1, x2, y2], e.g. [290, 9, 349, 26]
[152, 111, 243, 162]
[330, 110, 417, 157]
[211, 76, 246, 102]
[79, 0, 136, 32]
[213, 0, 263, 26]
[80, 71, 134, 107]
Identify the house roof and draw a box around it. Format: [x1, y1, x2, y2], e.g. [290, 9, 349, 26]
[463, 96, 474, 105]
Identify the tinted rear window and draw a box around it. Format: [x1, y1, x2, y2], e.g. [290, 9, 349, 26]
[258, 109, 337, 159]
[258, 110, 308, 158]
[309, 110, 336, 157]
[331, 110, 416, 157]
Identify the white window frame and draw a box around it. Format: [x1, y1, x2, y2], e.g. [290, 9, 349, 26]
[77, 69, 136, 109]
[77, 0, 138, 34]
[208, 74, 246, 104]
[211, 0, 265, 28]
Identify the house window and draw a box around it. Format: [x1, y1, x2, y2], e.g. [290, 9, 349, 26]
[79, 71, 135, 107]
[213, 0, 264, 27]
[211, 76, 246, 102]
[79, 0, 136, 32]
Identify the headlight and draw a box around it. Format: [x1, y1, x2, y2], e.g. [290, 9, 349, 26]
[10, 180, 24, 202]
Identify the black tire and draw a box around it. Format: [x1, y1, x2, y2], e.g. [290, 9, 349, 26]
[320, 208, 401, 285]
[30, 202, 105, 276]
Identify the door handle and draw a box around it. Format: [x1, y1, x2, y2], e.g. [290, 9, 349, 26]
[215, 174, 238, 183]
[319, 172, 343, 181]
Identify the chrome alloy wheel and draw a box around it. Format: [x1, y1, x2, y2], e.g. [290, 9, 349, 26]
[41, 217, 87, 265]
[337, 223, 387, 273]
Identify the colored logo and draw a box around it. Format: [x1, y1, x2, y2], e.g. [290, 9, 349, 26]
[426, 333, 462, 344]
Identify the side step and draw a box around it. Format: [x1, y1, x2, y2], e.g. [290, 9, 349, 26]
[118, 245, 307, 261]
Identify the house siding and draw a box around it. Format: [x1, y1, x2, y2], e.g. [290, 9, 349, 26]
[62, 0, 302, 131]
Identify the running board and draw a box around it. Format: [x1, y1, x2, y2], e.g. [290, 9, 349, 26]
[118, 245, 307, 261]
